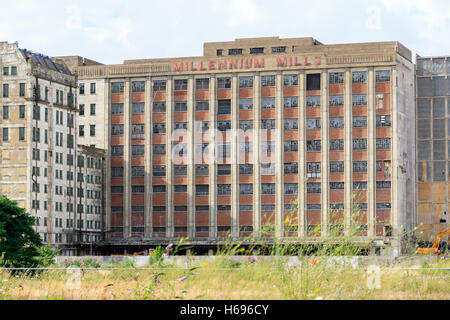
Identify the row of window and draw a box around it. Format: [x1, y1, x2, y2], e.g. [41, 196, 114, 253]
[79, 83, 96, 95]
[31, 105, 75, 128]
[111, 202, 392, 214]
[115, 71, 389, 94]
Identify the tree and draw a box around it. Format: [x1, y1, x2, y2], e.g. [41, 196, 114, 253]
[0, 195, 44, 268]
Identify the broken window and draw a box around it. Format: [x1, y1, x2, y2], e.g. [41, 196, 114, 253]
[353, 181, 367, 190]
[306, 118, 321, 130]
[433, 161, 446, 181]
[353, 161, 368, 173]
[195, 164, 209, 176]
[262, 183, 276, 194]
[132, 145, 145, 156]
[261, 163, 275, 175]
[376, 181, 391, 189]
[284, 140, 298, 152]
[196, 184, 209, 196]
[217, 77, 231, 89]
[330, 182, 344, 190]
[218, 184, 231, 195]
[376, 138, 391, 150]
[153, 80, 166, 92]
[376, 115, 391, 127]
[152, 144, 166, 155]
[307, 140, 321, 152]
[284, 118, 298, 130]
[239, 120, 253, 132]
[153, 102, 166, 113]
[239, 164, 253, 175]
[132, 81, 145, 92]
[196, 100, 209, 111]
[330, 161, 344, 173]
[284, 96, 298, 108]
[111, 103, 124, 114]
[262, 119, 276, 129]
[174, 79, 188, 91]
[240, 184, 253, 195]
[152, 165, 166, 177]
[239, 141, 252, 153]
[352, 94, 367, 106]
[239, 76, 253, 88]
[352, 71, 367, 83]
[132, 102, 145, 114]
[152, 123, 166, 134]
[284, 74, 298, 86]
[329, 72, 344, 85]
[307, 183, 321, 194]
[111, 82, 124, 94]
[329, 95, 344, 107]
[329, 117, 344, 129]
[131, 124, 145, 139]
[284, 183, 298, 195]
[111, 124, 124, 136]
[353, 116, 367, 128]
[217, 120, 231, 131]
[353, 138, 367, 150]
[330, 139, 344, 151]
[307, 162, 321, 178]
[261, 75, 275, 87]
[376, 70, 390, 83]
[284, 162, 298, 174]
[174, 165, 187, 176]
[306, 95, 321, 107]
[239, 98, 253, 110]
[229, 48, 243, 55]
[261, 97, 275, 109]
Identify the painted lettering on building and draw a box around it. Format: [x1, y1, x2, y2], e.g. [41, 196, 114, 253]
[172, 56, 321, 72]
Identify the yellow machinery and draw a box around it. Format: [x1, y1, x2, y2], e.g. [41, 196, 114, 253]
[416, 229, 450, 255]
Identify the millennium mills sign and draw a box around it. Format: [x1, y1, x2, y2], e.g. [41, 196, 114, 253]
[172, 55, 322, 72]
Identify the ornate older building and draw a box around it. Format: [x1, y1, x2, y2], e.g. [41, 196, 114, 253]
[0, 42, 105, 255]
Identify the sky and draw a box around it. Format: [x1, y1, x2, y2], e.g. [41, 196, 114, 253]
[0, 0, 449, 65]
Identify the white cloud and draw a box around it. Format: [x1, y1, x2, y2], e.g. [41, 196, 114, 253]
[366, 5, 381, 31]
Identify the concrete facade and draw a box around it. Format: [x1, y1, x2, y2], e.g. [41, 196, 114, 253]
[59, 37, 416, 252]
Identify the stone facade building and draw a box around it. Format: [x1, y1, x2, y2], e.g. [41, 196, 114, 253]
[0, 42, 105, 255]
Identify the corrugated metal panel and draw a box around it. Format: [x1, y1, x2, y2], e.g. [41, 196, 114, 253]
[433, 119, 445, 138]
[417, 99, 431, 118]
[433, 140, 446, 160]
[433, 98, 445, 117]
[418, 120, 430, 139]
[433, 161, 446, 182]
[418, 141, 431, 161]
[417, 77, 432, 97]
[432, 77, 446, 96]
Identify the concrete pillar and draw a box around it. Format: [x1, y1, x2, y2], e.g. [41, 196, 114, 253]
[344, 68, 353, 235]
[166, 77, 174, 238]
[187, 76, 195, 239]
[368, 68, 376, 237]
[391, 68, 399, 244]
[275, 72, 283, 238]
[105, 79, 111, 239]
[298, 71, 306, 237]
[144, 77, 152, 238]
[321, 70, 329, 237]
[253, 73, 261, 237]
[209, 75, 217, 240]
[231, 73, 239, 238]
[123, 79, 131, 239]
